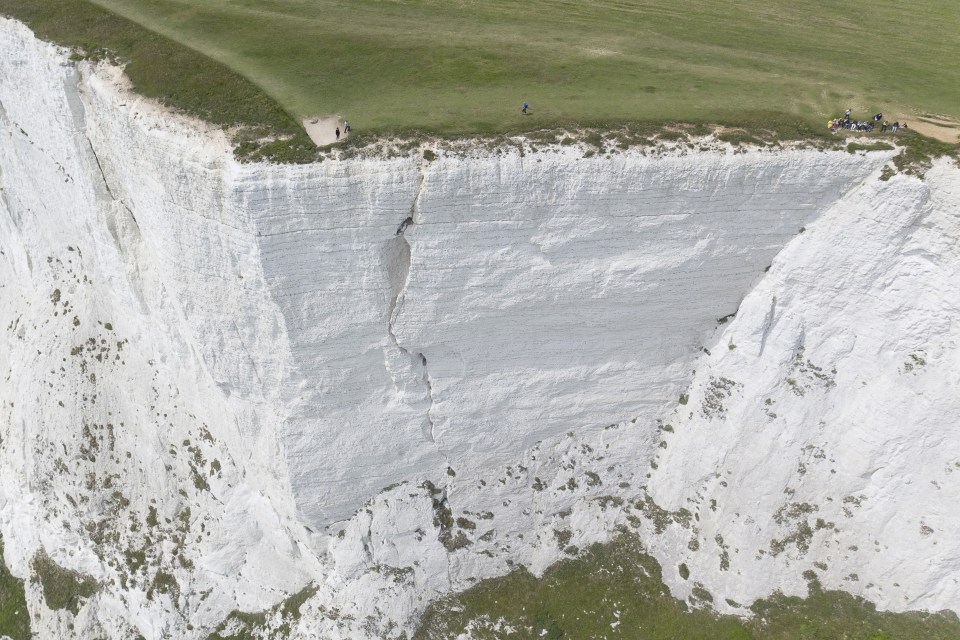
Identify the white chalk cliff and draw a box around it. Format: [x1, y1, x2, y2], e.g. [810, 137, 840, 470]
[0, 17, 958, 639]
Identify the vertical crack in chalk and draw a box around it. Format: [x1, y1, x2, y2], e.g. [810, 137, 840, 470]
[86, 134, 116, 200]
[84, 133, 142, 235]
[386, 165, 440, 448]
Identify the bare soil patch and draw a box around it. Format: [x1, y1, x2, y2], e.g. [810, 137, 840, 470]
[302, 115, 346, 146]
[904, 114, 960, 143]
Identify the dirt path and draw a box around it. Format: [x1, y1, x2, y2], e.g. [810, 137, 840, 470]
[905, 114, 960, 144]
[302, 115, 346, 146]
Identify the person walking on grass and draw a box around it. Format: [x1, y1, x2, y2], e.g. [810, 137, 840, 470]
[522, 101, 529, 114]
[892, 122, 899, 133]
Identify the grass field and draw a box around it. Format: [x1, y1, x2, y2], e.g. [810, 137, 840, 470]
[415, 535, 960, 640]
[3, 0, 959, 144]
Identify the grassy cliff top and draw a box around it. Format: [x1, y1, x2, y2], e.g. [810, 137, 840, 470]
[2, 0, 958, 161]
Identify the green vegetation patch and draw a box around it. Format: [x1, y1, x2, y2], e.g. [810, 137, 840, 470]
[0, 535, 31, 640]
[890, 130, 959, 177]
[847, 142, 896, 153]
[751, 585, 960, 640]
[207, 584, 318, 640]
[31, 550, 99, 615]
[415, 535, 960, 640]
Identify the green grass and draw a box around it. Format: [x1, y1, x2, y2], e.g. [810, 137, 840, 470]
[847, 142, 895, 153]
[0, 535, 31, 640]
[415, 535, 960, 640]
[3, 0, 960, 146]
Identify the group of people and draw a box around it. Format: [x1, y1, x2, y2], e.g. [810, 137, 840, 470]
[335, 120, 351, 141]
[828, 109, 908, 134]
[830, 118, 876, 132]
[881, 120, 906, 133]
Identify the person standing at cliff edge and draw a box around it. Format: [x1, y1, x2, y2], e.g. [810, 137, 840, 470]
[335, 126, 340, 141]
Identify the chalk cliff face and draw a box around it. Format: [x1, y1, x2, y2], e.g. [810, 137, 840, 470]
[648, 159, 960, 612]
[0, 17, 957, 640]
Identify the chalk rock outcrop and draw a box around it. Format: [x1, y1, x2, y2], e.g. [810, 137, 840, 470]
[0, 16, 957, 640]
[647, 158, 960, 613]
